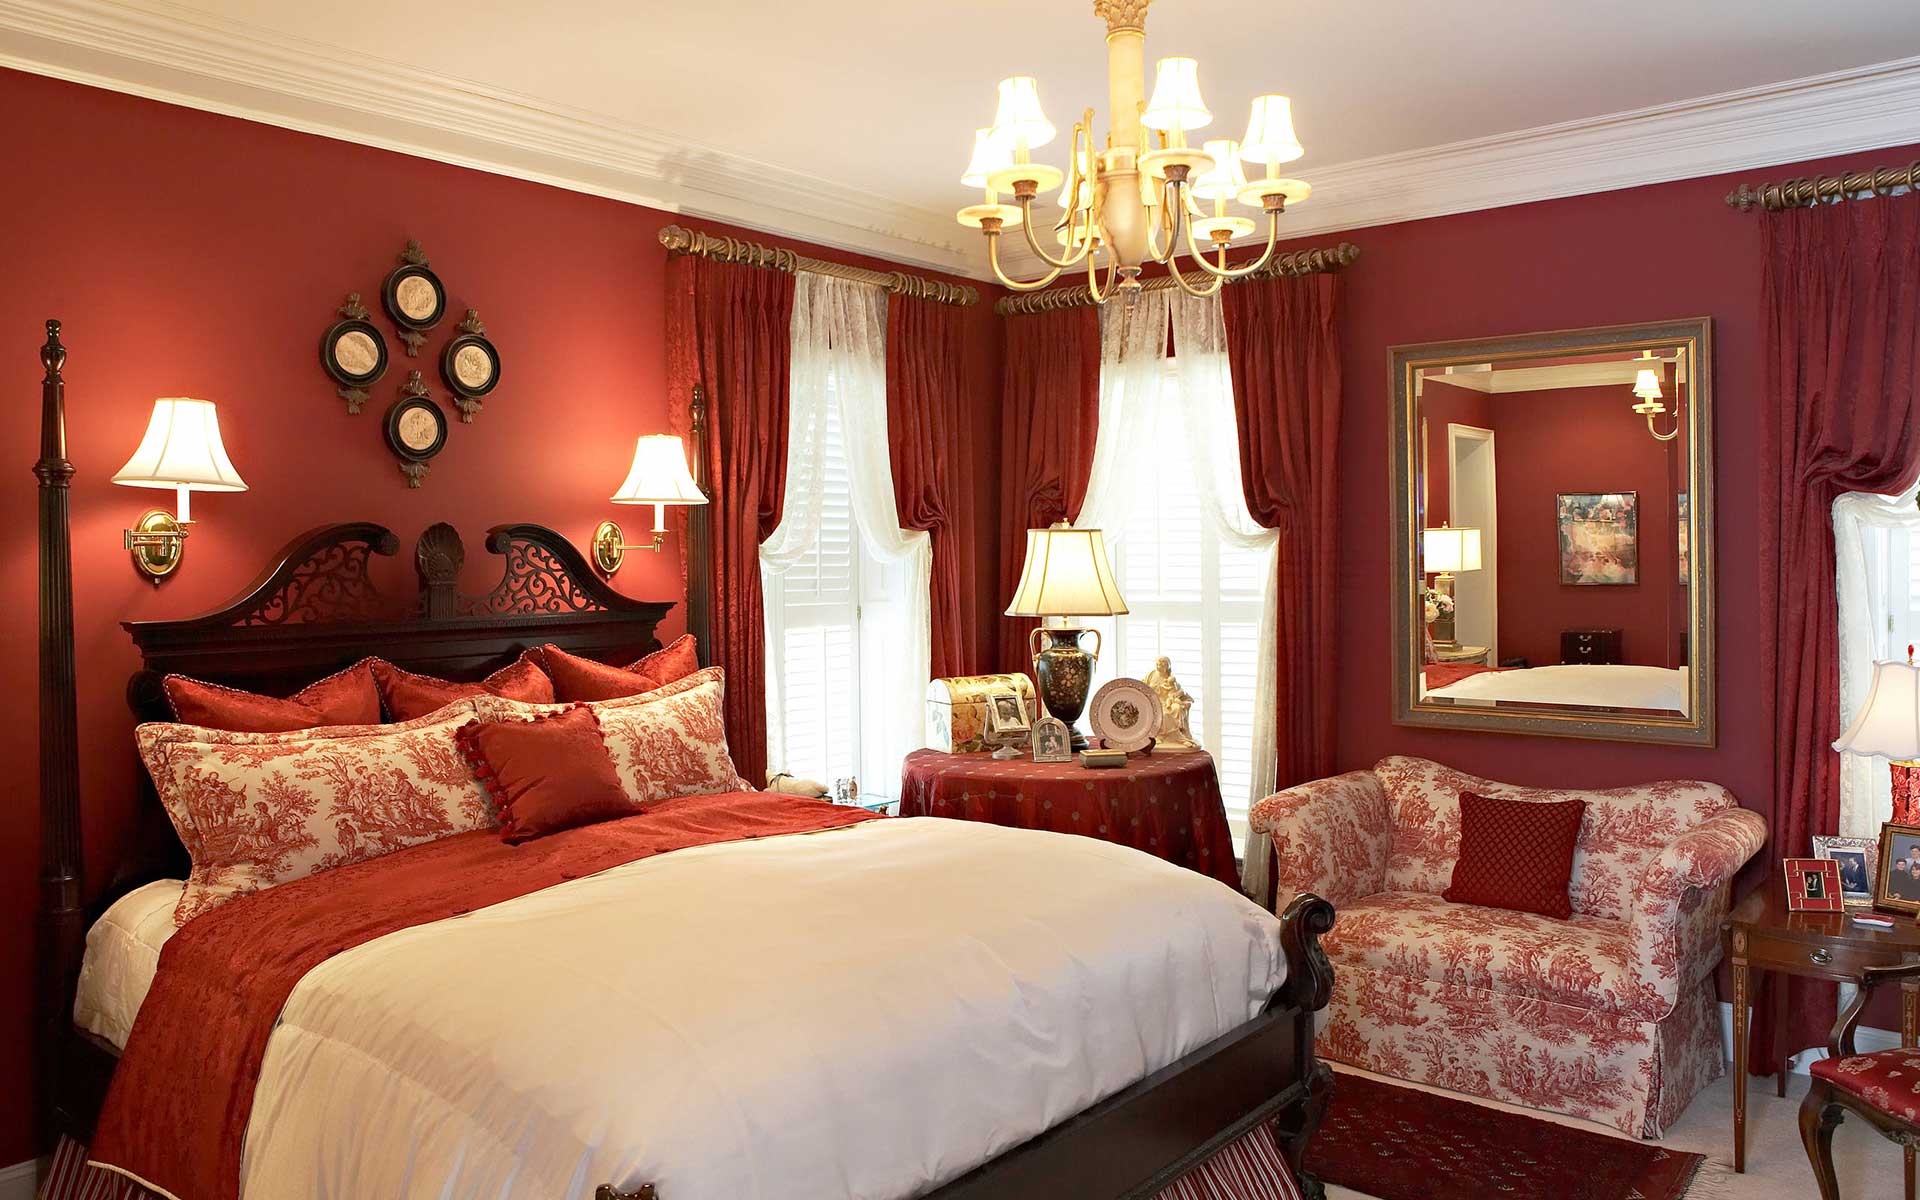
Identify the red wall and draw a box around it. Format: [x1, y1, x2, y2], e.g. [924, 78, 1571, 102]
[1486, 384, 1685, 670]
[0, 66, 1001, 1166]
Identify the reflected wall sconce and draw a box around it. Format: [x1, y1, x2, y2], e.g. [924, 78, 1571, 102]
[592, 434, 708, 574]
[112, 398, 248, 581]
[1630, 350, 1681, 443]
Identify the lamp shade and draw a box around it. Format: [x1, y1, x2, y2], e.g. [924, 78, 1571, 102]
[1422, 526, 1483, 574]
[990, 76, 1055, 151]
[961, 127, 1011, 188]
[112, 398, 247, 492]
[1241, 95, 1304, 167]
[1004, 524, 1128, 617]
[1834, 660, 1920, 760]
[1192, 138, 1249, 201]
[1141, 57, 1211, 135]
[611, 435, 707, 506]
[1633, 367, 1664, 401]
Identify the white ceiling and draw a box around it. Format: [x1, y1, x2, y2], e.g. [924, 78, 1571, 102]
[5, 0, 1920, 278]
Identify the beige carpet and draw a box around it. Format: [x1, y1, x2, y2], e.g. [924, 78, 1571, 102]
[1324, 1064, 1904, 1200]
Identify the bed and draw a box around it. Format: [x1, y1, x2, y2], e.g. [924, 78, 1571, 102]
[31, 320, 1336, 1200]
[1422, 662, 1691, 715]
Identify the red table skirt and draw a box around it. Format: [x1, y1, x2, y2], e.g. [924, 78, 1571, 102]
[899, 748, 1241, 889]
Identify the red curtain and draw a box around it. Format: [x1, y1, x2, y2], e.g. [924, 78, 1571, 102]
[1222, 272, 1344, 790]
[997, 306, 1102, 679]
[665, 253, 796, 788]
[1752, 197, 1920, 1073]
[887, 295, 971, 679]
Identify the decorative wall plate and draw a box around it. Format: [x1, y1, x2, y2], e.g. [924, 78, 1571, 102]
[440, 309, 499, 423]
[1089, 677, 1161, 752]
[383, 239, 446, 355]
[319, 293, 387, 413]
[385, 371, 447, 488]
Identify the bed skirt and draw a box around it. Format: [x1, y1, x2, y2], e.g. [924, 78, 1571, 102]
[40, 1125, 1303, 1200]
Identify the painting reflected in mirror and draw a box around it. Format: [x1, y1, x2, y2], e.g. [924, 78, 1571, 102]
[1393, 319, 1714, 745]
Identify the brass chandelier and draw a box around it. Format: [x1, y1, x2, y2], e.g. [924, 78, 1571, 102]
[955, 0, 1310, 301]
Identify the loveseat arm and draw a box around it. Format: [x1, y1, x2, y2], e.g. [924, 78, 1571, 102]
[1626, 807, 1767, 1015]
[1246, 770, 1392, 912]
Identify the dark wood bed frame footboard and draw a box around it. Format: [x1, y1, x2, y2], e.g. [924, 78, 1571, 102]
[33, 318, 1336, 1199]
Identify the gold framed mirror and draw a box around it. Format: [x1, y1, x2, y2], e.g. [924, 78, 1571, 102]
[1390, 318, 1714, 746]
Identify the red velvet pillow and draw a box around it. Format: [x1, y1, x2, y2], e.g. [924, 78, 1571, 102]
[163, 658, 382, 733]
[541, 636, 703, 702]
[631, 634, 701, 687]
[455, 704, 634, 844]
[1443, 791, 1586, 920]
[372, 655, 556, 721]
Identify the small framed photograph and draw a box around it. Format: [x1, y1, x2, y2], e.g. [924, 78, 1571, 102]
[986, 692, 1029, 738]
[1812, 835, 1879, 905]
[1031, 716, 1072, 764]
[1784, 857, 1842, 913]
[1875, 823, 1920, 916]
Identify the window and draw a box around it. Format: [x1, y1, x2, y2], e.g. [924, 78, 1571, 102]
[1087, 364, 1267, 845]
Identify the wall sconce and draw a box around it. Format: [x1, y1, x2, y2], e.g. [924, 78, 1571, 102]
[592, 434, 708, 574]
[112, 398, 248, 581]
[1629, 350, 1681, 443]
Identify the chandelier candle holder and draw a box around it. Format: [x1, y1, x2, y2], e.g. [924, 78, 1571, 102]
[956, 0, 1310, 302]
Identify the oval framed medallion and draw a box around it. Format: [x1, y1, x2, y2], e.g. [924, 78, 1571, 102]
[441, 331, 500, 400]
[1089, 677, 1162, 753]
[320, 317, 388, 389]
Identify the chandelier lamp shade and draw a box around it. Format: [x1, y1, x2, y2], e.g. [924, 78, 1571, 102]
[956, 0, 1311, 302]
[1833, 653, 1920, 824]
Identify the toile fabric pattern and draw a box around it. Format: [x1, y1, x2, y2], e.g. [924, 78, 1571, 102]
[1812, 1047, 1920, 1124]
[1249, 754, 1766, 1136]
[137, 701, 494, 925]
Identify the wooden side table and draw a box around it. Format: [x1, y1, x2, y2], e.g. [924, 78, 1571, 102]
[1725, 884, 1920, 1198]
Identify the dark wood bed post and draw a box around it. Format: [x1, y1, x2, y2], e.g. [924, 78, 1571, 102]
[36, 319, 84, 1155]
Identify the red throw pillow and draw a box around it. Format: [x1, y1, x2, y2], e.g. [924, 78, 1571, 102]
[541, 638, 703, 703]
[163, 658, 382, 732]
[456, 704, 635, 844]
[1443, 791, 1586, 920]
[372, 655, 555, 721]
[631, 634, 701, 687]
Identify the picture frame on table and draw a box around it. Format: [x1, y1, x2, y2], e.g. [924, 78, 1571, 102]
[1031, 716, 1072, 764]
[984, 691, 1030, 760]
[1812, 835, 1879, 906]
[1874, 822, 1920, 916]
[1783, 857, 1843, 913]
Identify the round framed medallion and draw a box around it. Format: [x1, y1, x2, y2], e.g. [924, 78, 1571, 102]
[384, 395, 448, 463]
[320, 317, 388, 388]
[382, 262, 446, 331]
[440, 331, 500, 399]
[1089, 677, 1162, 753]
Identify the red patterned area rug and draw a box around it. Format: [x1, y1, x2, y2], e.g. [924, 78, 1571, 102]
[1304, 1071, 1708, 1200]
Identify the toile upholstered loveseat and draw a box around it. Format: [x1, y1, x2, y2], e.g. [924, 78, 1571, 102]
[1248, 755, 1765, 1137]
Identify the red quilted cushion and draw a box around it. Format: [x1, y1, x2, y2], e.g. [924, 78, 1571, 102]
[1443, 791, 1585, 920]
[1812, 1047, 1920, 1124]
[455, 704, 634, 844]
[163, 658, 382, 732]
[371, 655, 555, 720]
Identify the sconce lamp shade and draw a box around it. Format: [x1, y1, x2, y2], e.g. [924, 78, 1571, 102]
[1834, 660, 1920, 760]
[112, 399, 247, 493]
[1422, 525, 1483, 575]
[610, 435, 707, 506]
[1633, 367, 1665, 402]
[1004, 524, 1128, 617]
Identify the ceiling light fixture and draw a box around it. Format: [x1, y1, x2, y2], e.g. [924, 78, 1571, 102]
[955, 0, 1309, 302]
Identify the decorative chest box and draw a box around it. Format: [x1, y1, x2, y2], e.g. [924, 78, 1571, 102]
[925, 673, 1037, 754]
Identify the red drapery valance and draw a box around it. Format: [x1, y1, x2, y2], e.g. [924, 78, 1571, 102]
[887, 295, 974, 679]
[1222, 273, 1345, 790]
[666, 253, 796, 788]
[1753, 197, 1920, 1074]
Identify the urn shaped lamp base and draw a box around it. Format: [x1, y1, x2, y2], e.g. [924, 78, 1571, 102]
[1033, 625, 1097, 752]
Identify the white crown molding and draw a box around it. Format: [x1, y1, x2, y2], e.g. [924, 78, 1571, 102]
[1, 1, 1917, 285]
[995, 54, 1920, 280]
[0, 0, 980, 276]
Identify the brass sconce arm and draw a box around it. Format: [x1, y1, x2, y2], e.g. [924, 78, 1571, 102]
[593, 519, 668, 575]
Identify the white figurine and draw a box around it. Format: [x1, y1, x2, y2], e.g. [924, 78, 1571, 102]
[1142, 656, 1198, 750]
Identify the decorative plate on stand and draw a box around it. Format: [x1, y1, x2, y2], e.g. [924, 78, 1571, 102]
[1089, 677, 1161, 753]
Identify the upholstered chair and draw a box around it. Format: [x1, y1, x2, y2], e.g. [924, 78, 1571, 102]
[1248, 755, 1766, 1137]
[1800, 960, 1920, 1199]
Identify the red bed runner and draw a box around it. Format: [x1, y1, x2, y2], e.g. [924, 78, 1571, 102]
[1423, 662, 1504, 691]
[88, 791, 878, 1200]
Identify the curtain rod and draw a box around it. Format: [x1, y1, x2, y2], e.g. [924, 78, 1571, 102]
[994, 242, 1361, 317]
[658, 225, 979, 307]
[1725, 159, 1919, 212]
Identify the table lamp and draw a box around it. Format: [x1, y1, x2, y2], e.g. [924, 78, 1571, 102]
[1833, 651, 1920, 824]
[1004, 521, 1128, 750]
[593, 434, 709, 574]
[1421, 523, 1481, 644]
[112, 398, 248, 581]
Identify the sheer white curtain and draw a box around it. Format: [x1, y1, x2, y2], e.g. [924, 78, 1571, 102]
[762, 272, 931, 787]
[1076, 289, 1170, 531]
[1835, 481, 1920, 836]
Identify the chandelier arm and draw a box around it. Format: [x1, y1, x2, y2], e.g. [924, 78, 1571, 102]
[1647, 411, 1681, 442]
[1085, 242, 1121, 305]
[986, 230, 1067, 292]
[1017, 194, 1096, 270]
[1182, 208, 1283, 280]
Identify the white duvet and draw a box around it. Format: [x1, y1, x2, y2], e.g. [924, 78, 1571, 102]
[122, 815, 1285, 1200]
[1425, 662, 1690, 715]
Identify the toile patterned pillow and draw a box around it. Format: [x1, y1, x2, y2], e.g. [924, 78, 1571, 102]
[473, 668, 748, 805]
[137, 700, 495, 925]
